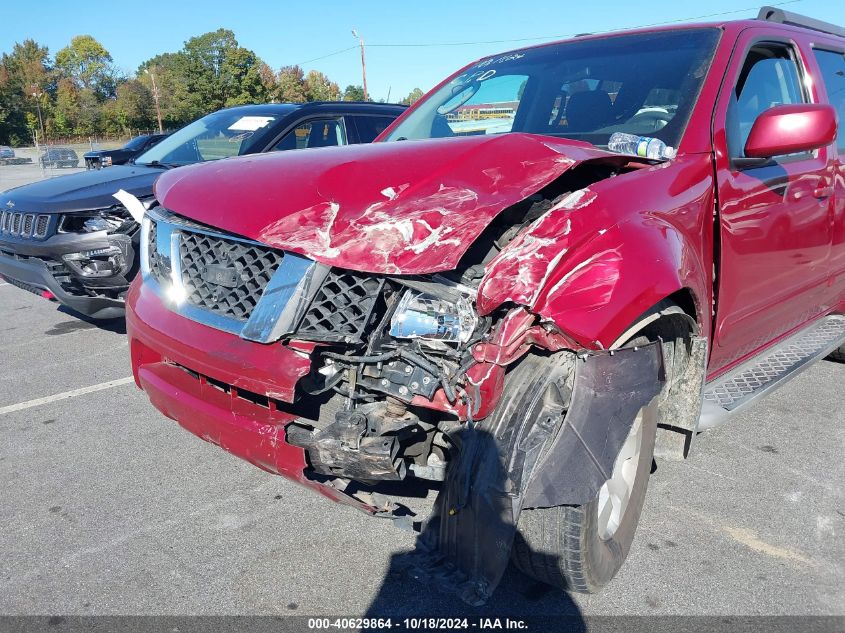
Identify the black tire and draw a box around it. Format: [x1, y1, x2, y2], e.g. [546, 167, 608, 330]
[511, 303, 691, 593]
[828, 345, 845, 363]
[512, 403, 657, 593]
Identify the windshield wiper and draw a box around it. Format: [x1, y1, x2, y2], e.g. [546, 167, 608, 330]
[138, 160, 179, 169]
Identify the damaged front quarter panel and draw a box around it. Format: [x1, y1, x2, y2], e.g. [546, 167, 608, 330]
[477, 154, 715, 349]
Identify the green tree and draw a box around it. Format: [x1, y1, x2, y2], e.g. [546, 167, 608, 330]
[274, 65, 307, 103]
[0, 39, 51, 145]
[50, 77, 78, 136]
[55, 35, 118, 97]
[138, 55, 195, 126]
[75, 88, 101, 135]
[257, 62, 278, 99]
[139, 29, 269, 117]
[103, 79, 154, 133]
[221, 46, 268, 106]
[401, 87, 424, 105]
[342, 84, 365, 101]
[304, 70, 340, 101]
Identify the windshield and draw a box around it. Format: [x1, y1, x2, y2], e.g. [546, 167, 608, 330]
[124, 136, 149, 151]
[135, 109, 281, 167]
[385, 29, 719, 151]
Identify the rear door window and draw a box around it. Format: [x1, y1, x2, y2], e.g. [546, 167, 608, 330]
[813, 49, 845, 153]
[271, 118, 348, 151]
[351, 116, 396, 142]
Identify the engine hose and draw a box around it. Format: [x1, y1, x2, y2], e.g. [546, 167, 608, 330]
[397, 348, 441, 377]
[322, 349, 399, 364]
[439, 367, 456, 403]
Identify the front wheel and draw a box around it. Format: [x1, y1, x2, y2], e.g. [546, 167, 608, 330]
[511, 308, 691, 593]
[512, 407, 656, 593]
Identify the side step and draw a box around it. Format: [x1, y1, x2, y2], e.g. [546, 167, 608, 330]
[700, 314, 845, 430]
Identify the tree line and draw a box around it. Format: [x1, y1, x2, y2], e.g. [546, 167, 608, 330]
[0, 29, 425, 146]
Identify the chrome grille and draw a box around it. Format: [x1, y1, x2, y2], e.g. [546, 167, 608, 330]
[147, 220, 168, 284]
[179, 231, 284, 321]
[22, 214, 34, 236]
[34, 215, 49, 238]
[143, 209, 319, 342]
[0, 211, 52, 239]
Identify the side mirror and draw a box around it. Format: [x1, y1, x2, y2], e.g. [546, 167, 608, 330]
[744, 103, 837, 159]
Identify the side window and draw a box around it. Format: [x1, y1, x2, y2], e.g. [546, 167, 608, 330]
[271, 118, 348, 151]
[728, 43, 808, 158]
[352, 116, 396, 143]
[813, 49, 845, 153]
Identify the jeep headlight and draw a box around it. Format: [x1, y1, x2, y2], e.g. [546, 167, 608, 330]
[61, 234, 132, 278]
[389, 289, 477, 343]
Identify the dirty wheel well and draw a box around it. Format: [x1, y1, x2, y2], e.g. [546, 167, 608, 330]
[618, 298, 705, 462]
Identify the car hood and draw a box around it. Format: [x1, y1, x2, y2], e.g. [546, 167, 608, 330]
[83, 149, 125, 158]
[0, 165, 162, 214]
[155, 133, 632, 274]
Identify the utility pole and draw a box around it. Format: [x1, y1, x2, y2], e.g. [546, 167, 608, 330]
[351, 29, 368, 102]
[146, 68, 164, 133]
[30, 85, 46, 145]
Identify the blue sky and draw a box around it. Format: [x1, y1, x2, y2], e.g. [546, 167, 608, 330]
[2, 0, 843, 101]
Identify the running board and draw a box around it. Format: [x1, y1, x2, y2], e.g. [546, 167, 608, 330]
[699, 314, 845, 430]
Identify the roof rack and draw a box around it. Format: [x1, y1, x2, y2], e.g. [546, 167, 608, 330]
[757, 6, 845, 39]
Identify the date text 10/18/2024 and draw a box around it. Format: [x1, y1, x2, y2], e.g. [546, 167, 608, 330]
[307, 618, 529, 630]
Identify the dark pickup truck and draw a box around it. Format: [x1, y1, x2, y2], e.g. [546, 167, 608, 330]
[83, 134, 169, 169]
[0, 102, 405, 319]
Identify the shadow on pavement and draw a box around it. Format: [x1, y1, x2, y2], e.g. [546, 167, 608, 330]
[56, 305, 126, 334]
[360, 423, 586, 628]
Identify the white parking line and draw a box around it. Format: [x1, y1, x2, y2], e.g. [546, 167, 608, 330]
[0, 377, 135, 416]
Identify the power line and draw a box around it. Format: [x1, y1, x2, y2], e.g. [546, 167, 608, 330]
[293, 0, 802, 63]
[294, 46, 357, 66]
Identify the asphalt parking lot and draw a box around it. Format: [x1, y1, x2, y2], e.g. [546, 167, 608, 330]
[0, 279, 843, 619]
[0, 146, 99, 193]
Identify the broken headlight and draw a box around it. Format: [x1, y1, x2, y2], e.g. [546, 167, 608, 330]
[389, 289, 477, 344]
[82, 216, 123, 232]
[61, 235, 132, 278]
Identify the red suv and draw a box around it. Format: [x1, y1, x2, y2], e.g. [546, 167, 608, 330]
[126, 7, 845, 604]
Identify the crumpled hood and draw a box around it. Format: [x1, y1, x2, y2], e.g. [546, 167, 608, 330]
[0, 165, 160, 214]
[155, 133, 627, 274]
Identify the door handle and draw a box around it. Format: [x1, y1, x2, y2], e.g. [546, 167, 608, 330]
[813, 177, 833, 199]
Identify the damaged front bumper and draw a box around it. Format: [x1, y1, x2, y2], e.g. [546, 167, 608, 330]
[126, 278, 388, 514]
[0, 218, 136, 319]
